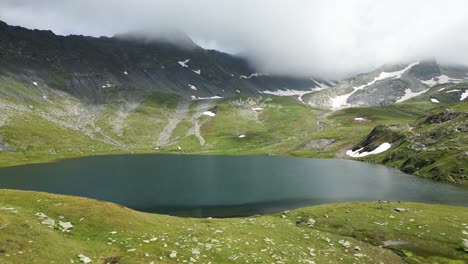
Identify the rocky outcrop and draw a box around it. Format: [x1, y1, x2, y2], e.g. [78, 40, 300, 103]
[349, 125, 405, 153]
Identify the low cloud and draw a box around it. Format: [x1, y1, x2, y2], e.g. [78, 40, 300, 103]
[1, 0, 468, 78]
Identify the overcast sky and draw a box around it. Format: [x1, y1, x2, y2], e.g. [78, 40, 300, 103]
[1, 0, 468, 78]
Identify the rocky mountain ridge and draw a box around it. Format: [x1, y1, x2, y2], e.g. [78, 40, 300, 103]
[303, 60, 468, 109]
[0, 20, 331, 103]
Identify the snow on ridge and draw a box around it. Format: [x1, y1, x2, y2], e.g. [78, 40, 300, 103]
[374, 61, 420, 81]
[192, 69, 201, 75]
[312, 79, 330, 89]
[202, 111, 216, 117]
[330, 62, 420, 109]
[396, 88, 429, 103]
[346, 142, 391, 158]
[420, 75, 462, 87]
[446, 89, 461, 93]
[188, 84, 198, 91]
[460, 90, 468, 101]
[240, 73, 262, 79]
[261, 88, 312, 97]
[178, 59, 190, 68]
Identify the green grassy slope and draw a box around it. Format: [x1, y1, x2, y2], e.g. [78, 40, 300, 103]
[342, 102, 468, 185]
[1, 74, 467, 183]
[1, 190, 467, 263]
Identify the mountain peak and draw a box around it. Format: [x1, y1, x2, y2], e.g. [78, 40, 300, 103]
[113, 30, 198, 50]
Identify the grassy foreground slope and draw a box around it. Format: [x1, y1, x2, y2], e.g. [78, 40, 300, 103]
[1, 190, 467, 264]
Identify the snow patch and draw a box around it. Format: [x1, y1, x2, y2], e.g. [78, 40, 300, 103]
[446, 89, 461, 93]
[430, 98, 440, 103]
[236, 90, 241, 93]
[178, 59, 190, 68]
[32, 81, 38, 86]
[188, 84, 198, 91]
[396, 88, 429, 103]
[202, 111, 216, 117]
[330, 92, 354, 109]
[354, 117, 366, 121]
[123, 71, 128, 75]
[346, 142, 391, 158]
[460, 90, 468, 101]
[196, 96, 223, 100]
[238, 134, 246, 138]
[251, 107, 264, 111]
[421, 75, 462, 87]
[192, 69, 201, 75]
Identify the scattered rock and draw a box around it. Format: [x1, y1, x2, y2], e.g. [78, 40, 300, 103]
[354, 246, 361, 251]
[169, 251, 177, 258]
[462, 239, 468, 252]
[382, 240, 409, 247]
[58, 221, 73, 231]
[307, 218, 316, 227]
[78, 254, 92, 263]
[264, 237, 275, 245]
[338, 240, 351, 248]
[354, 253, 365, 257]
[41, 218, 55, 227]
[394, 208, 408, 212]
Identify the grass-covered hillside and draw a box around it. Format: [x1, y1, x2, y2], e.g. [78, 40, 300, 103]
[1, 72, 467, 184]
[0, 190, 467, 264]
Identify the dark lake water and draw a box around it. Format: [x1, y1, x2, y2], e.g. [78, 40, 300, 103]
[0, 154, 466, 217]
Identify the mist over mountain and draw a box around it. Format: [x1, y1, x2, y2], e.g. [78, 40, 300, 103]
[2, 0, 468, 79]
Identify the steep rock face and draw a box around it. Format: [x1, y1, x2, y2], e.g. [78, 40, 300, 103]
[0, 20, 320, 103]
[407, 60, 441, 80]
